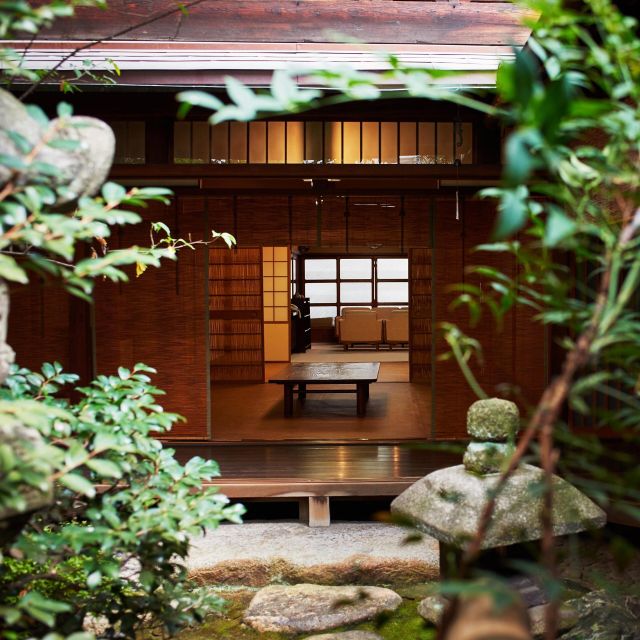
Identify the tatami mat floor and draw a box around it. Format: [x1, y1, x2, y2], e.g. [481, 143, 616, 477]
[210, 363, 424, 442]
[291, 342, 408, 363]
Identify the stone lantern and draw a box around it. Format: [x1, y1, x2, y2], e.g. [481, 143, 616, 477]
[391, 398, 606, 574]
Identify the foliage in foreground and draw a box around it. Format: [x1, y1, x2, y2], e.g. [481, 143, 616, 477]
[179, 0, 640, 635]
[0, 362, 244, 638]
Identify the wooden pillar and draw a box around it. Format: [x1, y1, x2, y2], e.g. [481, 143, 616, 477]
[299, 496, 331, 527]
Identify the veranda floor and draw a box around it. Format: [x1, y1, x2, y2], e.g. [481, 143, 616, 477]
[173, 442, 460, 501]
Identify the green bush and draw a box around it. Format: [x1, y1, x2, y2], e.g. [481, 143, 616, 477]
[0, 362, 244, 638]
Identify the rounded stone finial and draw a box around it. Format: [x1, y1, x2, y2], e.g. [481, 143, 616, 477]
[467, 398, 519, 442]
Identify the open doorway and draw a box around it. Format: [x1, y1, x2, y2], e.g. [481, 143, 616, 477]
[209, 192, 432, 442]
[291, 255, 409, 384]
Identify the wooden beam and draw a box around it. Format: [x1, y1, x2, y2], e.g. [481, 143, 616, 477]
[206, 479, 416, 498]
[37, 1, 533, 47]
[110, 163, 502, 180]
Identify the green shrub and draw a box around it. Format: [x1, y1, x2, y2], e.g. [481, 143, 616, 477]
[0, 363, 244, 638]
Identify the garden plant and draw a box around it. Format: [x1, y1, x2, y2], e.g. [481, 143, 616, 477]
[0, 3, 241, 639]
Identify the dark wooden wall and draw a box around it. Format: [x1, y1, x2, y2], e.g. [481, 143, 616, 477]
[8, 280, 71, 372]
[432, 196, 547, 438]
[205, 195, 430, 252]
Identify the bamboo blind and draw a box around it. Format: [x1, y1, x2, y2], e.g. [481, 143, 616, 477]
[209, 246, 265, 381]
[94, 198, 209, 439]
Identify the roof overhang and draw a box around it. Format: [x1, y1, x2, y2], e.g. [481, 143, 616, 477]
[5, 40, 515, 88]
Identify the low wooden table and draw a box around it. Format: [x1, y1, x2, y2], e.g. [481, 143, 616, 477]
[269, 362, 381, 418]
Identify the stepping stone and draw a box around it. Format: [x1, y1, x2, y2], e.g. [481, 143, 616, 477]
[528, 603, 579, 637]
[188, 522, 438, 586]
[306, 633, 383, 640]
[417, 594, 446, 625]
[243, 583, 402, 634]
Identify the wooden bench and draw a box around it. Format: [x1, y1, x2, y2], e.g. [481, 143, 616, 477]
[212, 479, 413, 527]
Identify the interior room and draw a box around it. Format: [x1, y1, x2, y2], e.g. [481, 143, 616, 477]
[10, 95, 545, 445]
[208, 193, 431, 443]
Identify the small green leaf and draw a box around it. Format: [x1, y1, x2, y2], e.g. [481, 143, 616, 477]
[47, 138, 81, 151]
[544, 209, 576, 247]
[101, 181, 127, 205]
[87, 570, 102, 589]
[151, 221, 171, 236]
[56, 102, 73, 118]
[59, 473, 96, 497]
[0, 255, 28, 284]
[86, 458, 122, 478]
[225, 76, 256, 108]
[494, 186, 529, 238]
[176, 90, 223, 118]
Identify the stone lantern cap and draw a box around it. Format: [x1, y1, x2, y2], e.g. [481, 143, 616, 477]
[391, 463, 606, 549]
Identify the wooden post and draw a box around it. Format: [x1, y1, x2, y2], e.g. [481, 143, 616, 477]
[299, 496, 330, 527]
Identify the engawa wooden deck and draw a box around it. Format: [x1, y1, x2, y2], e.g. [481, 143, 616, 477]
[172, 442, 461, 526]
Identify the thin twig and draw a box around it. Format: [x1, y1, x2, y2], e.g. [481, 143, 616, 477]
[438, 207, 640, 638]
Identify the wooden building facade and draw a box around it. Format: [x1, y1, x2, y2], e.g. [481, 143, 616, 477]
[7, 1, 547, 446]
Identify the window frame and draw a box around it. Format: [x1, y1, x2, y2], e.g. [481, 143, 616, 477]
[301, 255, 409, 318]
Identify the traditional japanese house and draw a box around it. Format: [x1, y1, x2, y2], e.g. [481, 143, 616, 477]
[6, 1, 548, 524]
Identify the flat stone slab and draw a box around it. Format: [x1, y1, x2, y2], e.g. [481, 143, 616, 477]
[244, 584, 402, 633]
[306, 632, 383, 640]
[391, 464, 606, 549]
[187, 522, 438, 586]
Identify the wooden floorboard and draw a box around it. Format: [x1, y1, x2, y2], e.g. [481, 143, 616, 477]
[174, 442, 457, 480]
[170, 442, 640, 527]
[173, 442, 461, 500]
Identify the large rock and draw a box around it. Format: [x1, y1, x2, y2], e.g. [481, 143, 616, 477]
[243, 584, 402, 634]
[0, 89, 114, 205]
[557, 591, 640, 640]
[0, 423, 53, 521]
[391, 464, 606, 549]
[467, 398, 519, 441]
